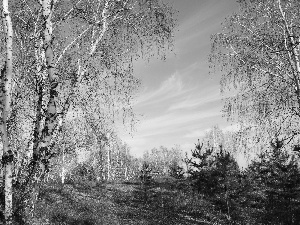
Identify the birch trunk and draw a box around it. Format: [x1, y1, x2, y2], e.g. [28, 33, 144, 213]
[61, 149, 65, 185]
[124, 147, 129, 181]
[34, 0, 58, 178]
[107, 145, 110, 181]
[1, 0, 13, 223]
[0, 145, 3, 184]
[124, 166, 128, 181]
[278, 0, 300, 108]
[41, 0, 57, 141]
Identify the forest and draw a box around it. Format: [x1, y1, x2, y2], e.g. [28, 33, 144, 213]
[1, 0, 300, 224]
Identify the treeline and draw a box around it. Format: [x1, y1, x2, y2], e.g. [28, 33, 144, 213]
[185, 138, 300, 224]
[52, 143, 184, 186]
[48, 134, 140, 185]
[133, 125, 300, 224]
[142, 145, 183, 176]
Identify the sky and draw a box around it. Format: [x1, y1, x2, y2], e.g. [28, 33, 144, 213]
[119, 0, 239, 158]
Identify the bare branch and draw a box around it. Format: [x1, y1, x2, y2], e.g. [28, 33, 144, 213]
[90, 0, 110, 56]
[55, 25, 92, 66]
[53, 0, 84, 29]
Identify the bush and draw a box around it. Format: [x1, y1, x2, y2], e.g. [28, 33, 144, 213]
[69, 163, 97, 186]
[168, 161, 184, 179]
[140, 162, 153, 184]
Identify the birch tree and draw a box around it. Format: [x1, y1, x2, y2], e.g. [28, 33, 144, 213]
[0, 0, 175, 222]
[210, 0, 300, 151]
[1, 0, 13, 223]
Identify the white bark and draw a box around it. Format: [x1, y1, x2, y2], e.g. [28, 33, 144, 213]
[106, 134, 111, 181]
[61, 149, 65, 185]
[34, 0, 57, 179]
[278, 0, 300, 107]
[2, 0, 13, 223]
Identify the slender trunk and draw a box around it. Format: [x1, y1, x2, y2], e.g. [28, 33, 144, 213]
[124, 166, 128, 181]
[124, 148, 128, 180]
[226, 193, 231, 221]
[98, 146, 103, 181]
[32, 27, 44, 161]
[107, 145, 110, 181]
[278, 0, 300, 108]
[0, 145, 3, 184]
[2, 0, 13, 223]
[34, 0, 58, 179]
[61, 149, 65, 185]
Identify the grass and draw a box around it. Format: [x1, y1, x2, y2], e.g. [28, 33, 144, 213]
[29, 177, 226, 225]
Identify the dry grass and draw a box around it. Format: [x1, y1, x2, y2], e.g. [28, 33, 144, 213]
[31, 178, 227, 225]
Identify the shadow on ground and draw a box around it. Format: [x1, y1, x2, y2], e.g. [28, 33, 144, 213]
[110, 179, 209, 225]
[34, 179, 216, 225]
[36, 182, 120, 225]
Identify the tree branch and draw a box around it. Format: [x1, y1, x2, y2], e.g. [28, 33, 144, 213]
[55, 25, 92, 66]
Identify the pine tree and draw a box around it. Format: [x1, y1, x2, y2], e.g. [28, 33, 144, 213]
[210, 146, 243, 222]
[246, 139, 300, 224]
[187, 141, 215, 195]
[187, 141, 243, 223]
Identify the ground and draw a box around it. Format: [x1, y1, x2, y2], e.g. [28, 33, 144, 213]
[33, 177, 222, 225]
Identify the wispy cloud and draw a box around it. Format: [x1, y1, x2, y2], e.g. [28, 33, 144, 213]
[135, 73, 185, 106]
[120, 72, 224, 156]
[119, 0, 239, 157]
[184, 123, 241, 139]
[137, 110, 221, 138]
[168, 86, 221, 111]
[176, 0, 237, 47]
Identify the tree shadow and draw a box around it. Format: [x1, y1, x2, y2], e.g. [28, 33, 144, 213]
[51, 211, 97, 225]
[110, 180, 200, 225]
[35, 179, 213, 225]
[36, 183, 108, 225]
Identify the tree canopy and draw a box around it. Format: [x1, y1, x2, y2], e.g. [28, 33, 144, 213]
[210, 0, 300, 148]
[0, 0, 177, 223]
